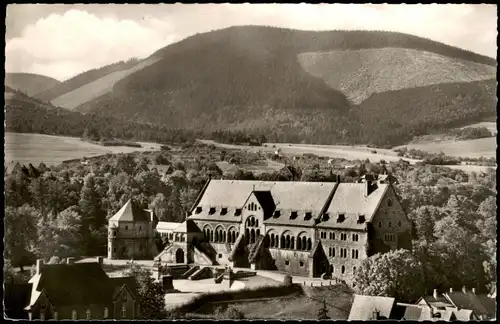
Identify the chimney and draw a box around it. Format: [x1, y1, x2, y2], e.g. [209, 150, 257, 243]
[433, 289, 438, 299]
[97, 256, 103, 267]
[67, 257, 75, 265]
[472, 288, 476, 295]
[462, 286, 467, 294]
[449, 288, 453, 294]
[36, 259, 44, 275]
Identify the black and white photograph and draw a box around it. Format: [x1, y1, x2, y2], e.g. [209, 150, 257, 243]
[3, 3, 497, 320]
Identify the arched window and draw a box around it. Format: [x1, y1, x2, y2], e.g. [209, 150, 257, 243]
[256, 229, 260, 237]
[341, 265, 345, 274]
[251, 218, 255, 227]
[353, 266, 357, 274]
[251, 229, 255, 244]
[215, 231, 219, 242]
[210, 230, 214, 242]
[223, 231, 226, 243]
[378, 221, 382, 228]
[281, 235, 285, 249]
[388, 221, 392, 228]
[286, 235, 290, 249]
[291, 237, 295, 250]
[307, 238, 312, 251]
[332, 247, 336, 257]
[275, 236, 279, 248]
[256, 219, 259, 227]
[271, 234, 275, 247]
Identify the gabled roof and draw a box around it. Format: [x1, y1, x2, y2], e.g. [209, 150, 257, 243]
[252, 190, 275, 218]
[172, 219, 201, 233]
[27, 262, 114, 307]
[109, 199, 153, 222]
[110, 276, 139, 301]
[325, 183, 389, 223]
[444, 291, 496, 318]
[393, 303, 423, 320]
[348, 294, 396, 320]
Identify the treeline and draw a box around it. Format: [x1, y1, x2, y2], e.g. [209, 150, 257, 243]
[211, 130, 266, 146]
[446, 126, 493, 140]
[5, 92, 199, 144]
[395, 147, 496, 166]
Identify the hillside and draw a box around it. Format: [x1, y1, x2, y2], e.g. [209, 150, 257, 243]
[298, 48, 496, 104]
[33, 59, 142, 103]
[73, 26, 496, 147]
[4, 87, 197, 144]
[5, 73, 61, 97]
[49, 58, 159, 110]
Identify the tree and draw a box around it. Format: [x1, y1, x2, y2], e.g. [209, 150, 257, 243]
[79, 174, 105, 232]
[150, 193, 169, 221]
[123, 262, 167, 319]
[4, 205, 39, 270]
[34, 207, 84, 260]
[353, 249, 425, 302]
[317, 299, 330, 320]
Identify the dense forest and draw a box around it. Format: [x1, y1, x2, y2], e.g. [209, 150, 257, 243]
[5, 88, 199, 144]
[5, 73, 61, 97]
[4, 141, 496, 304]
[71, 26, 496, 147]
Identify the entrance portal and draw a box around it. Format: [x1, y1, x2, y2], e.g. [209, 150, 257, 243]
[175, 249, 185, 264]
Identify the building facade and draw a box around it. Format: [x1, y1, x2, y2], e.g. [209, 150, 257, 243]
[21, 258, 139, 320]
[107, 199, 158, 260]
[149, 175, 412, 282]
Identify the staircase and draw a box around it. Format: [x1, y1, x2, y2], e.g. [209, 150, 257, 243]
[214, 272, 225, 284]
[179, 265, 199, 279]
[228, 233, 245, 262]
[189, 266, 212, 280]
[154, 244, 174, 262]
[248, 235, 265, 263]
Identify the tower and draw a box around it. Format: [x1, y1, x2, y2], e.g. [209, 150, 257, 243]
[108, 224, 118, 259]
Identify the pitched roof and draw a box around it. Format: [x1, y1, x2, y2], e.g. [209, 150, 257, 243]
[324, 183, 389, 223]
[252, 191, 275, 218]
[348, 294, 396, 320]
[172, 219, 201, 233]
[27, 262, 114, 307]
[445, 292, 496, 318]
[109, 199, 153, 222]
[194, 180, 337, 211]
[110, 276, 139, 300]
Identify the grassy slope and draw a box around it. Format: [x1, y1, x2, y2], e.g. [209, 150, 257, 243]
[73, 26, 496, 146]
[5, 73, 61, 97]
[51, 58, 159, 110]
[298, 47, 496, 104]
[34, 59, 141, 102]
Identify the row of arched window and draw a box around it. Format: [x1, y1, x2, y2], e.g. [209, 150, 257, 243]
[246, 216, 259, 228]
[265, 232, 312, 251]
[328, 247, 359, 259]
[203, 226, 239, 244]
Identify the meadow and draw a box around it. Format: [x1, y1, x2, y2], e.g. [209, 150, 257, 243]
[400, 137, 496, 158]
[4, 132, 162, 170]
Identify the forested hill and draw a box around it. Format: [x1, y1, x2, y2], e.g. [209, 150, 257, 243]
[5, 87, 197, 144]
[5, 73, 61, 97]
[35, 26, 495, 147]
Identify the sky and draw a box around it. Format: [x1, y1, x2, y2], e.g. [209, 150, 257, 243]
[5, 4, 497, 81]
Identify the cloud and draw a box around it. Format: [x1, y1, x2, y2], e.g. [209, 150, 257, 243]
[5, 4, 497, 81]
[5, 9, 177, 80]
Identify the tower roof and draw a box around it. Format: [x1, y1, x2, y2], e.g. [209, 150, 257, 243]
[109, 199, 153, 222]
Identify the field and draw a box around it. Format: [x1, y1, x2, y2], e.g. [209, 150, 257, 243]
[4, 132, 162, 170]
[398, 137, 496, 158]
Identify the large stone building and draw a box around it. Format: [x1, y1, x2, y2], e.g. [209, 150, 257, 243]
[109, 175, 412, 281]
[108, 176, 411, 282]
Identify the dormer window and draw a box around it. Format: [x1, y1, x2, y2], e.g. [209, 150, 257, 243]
[234, 209, 242, 216]
[290, 211, 298, 219]
[304, 211, 312, 220]
[274, 210, 281, 218]
[337, 213, 345, 223]
[322, 213, 330, 222]
[195, 207, 202, 214]
[221, 207, 228, 215]
[209, 207, 216, 215]
[358, 215, 365, 223]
